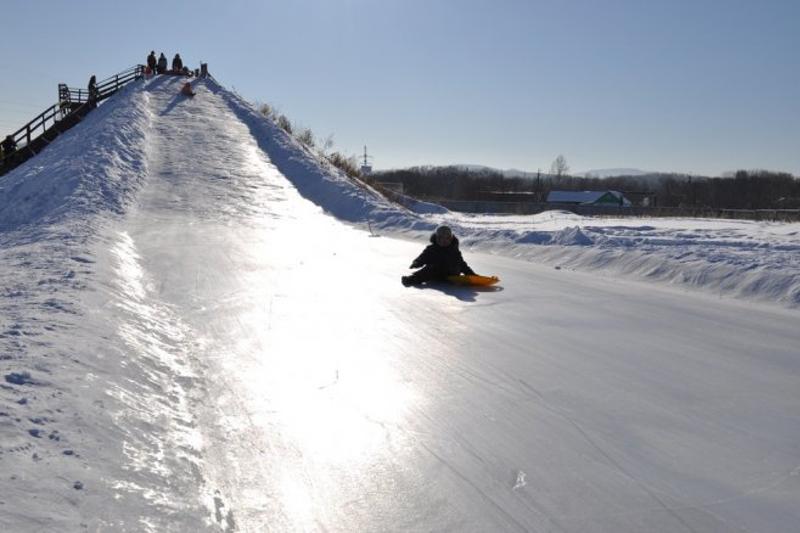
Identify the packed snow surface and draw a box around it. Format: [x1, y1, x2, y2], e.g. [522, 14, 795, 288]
[1, 75, 798, 532]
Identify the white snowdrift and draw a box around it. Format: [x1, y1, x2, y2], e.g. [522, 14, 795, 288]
[450, 213, 800, 309]
[0, 86, 150, 229]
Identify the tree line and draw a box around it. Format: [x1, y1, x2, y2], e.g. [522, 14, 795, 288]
[371, 167, 800, 209]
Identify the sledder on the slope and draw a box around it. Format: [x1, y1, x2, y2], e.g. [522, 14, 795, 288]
[402, 226, 477, 286]
[180, 82, 195, 97]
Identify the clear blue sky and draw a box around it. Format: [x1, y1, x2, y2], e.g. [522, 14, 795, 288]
[1, 0, 798, 176]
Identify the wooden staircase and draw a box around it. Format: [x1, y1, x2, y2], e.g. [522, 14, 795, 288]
[0, 65, 145, 177]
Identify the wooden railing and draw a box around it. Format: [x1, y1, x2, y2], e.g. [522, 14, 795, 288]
[1, 65, 145, 175]
[97, 65, 145, 100]
[5, 103, 72, 151]
[59, 65, 145, 106]
[59, 83, 87, 107]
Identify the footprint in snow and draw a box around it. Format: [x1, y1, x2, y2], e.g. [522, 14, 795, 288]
[512, 470, 527, 490]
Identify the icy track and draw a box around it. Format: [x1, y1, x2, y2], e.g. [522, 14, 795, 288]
[1, 75, 799, 532]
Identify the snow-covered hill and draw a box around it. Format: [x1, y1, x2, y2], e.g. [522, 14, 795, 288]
[1, 74, 798, 532]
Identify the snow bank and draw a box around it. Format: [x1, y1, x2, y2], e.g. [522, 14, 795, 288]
[391, 192, 451, 215]
[0, 79, 209, 531]
[446, 213, 800, 309]
[550, 226, 594, 246]
[0, 85, 150, 230]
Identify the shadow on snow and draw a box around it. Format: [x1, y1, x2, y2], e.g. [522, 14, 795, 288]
[410, 282, 504, 302]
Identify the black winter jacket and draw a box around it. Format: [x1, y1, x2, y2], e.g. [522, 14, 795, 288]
[411, 234, 476, 276]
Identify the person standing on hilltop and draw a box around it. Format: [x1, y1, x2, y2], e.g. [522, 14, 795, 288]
[172, 53, 183, 72]
[146, 51, 157, 75]
[157, 53, 168, 74]
[87, 75, 98, 107]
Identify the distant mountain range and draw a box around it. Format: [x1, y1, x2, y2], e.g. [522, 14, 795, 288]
[453, 164, 653, 179]
[453, 164, 540, 178]
[378, 164, 696, 181]
[578, 168, 652, 178]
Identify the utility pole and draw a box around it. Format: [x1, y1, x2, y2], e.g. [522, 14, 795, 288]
[536, 169, 541, 202]
[360, 145, 373, 176]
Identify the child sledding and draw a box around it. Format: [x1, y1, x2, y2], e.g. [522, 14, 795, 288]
[402, 226, 498, 287]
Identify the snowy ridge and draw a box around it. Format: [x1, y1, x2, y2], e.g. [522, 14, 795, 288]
[210, 80, 432, 231]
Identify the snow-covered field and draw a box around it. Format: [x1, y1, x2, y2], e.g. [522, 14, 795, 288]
[1, 75, 798, 532]
[436, 211, 800, 309]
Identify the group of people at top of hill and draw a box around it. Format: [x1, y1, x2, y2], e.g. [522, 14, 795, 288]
[146, 51, 193, 76]
[145, 51, 196, 97]
[4, 53, 194, 163]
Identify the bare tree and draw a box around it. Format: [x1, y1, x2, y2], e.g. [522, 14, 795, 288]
[276, 114, 293, 134]
[296, 128, 315, 148]
[550, 154, 570, 177]
[322, 134, 335, 155]
[256, 102, 273, 119]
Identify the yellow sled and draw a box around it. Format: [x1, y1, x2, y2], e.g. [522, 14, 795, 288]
[446, 274, 500, 286]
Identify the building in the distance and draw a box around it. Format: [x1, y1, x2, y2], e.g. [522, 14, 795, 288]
[546, 190, 631, 207]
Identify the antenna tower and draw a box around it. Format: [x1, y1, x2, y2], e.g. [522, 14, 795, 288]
[360, 145, 373, 175]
